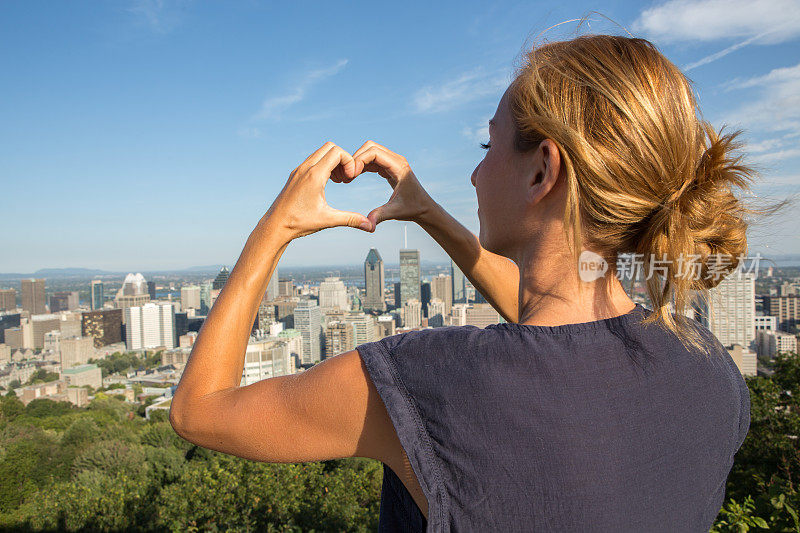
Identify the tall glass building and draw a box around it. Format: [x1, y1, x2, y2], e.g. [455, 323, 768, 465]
[90, 280, 104, 310]
[399, 249, 420, 308]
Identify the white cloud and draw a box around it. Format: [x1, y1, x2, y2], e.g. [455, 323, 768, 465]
[723, 64, 800, 165]
[724, 63, 800, 134]
[413, 69, 509, 114]
[682, 33, 767, 71]
[751, 148, 800, 164]
[252, 59, 348, 121]
[633, 0, 800, 44]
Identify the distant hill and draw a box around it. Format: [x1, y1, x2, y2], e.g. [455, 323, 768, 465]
[33, 267, 118, 277]
[182, 264, 228, 272]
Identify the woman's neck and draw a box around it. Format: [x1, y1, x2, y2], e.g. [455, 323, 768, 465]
[513, 242, 635, 327]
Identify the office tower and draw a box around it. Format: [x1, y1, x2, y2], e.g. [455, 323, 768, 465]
[49, 294, 69, 313]
[465, 303, 503, 327]
[181, 285, 201, 310]
[59, 311, 82, 338]
[242, 340, 294, 385]
[257, 303, 277, 331]
[21, 278, 46, 314]
[4, 323, 33, 350]
[394, 282, 401, 309]
[44, 330, 61, 354]
[31, 314, 61, 349]
[124, 302, 176, 351]
[49, 291, 79, 313]
[265, 268, 279, 301]
[377, 315, 396, 337]
[421, 281, 431, 317]
[90, 280, 104, 310]
[116, 273, 151, 323]
[0, 312, 21, 343]
[427, 298, 446, 327]
[121, 273, 148, 296]
[0, 289, 16, 311]
[697, 272, 756, 349]
[174, 312, 188, 338]
[403, 299, 422, 328]
[199, 281, 213, 314]
[325, 321, 355, 358]
[146, 281, 157, 300]
[279, 278, 294, 297]
[295, 299, 322, 365]
[757, 330, 798, 359]
[451, 259, 466, 303]
[400, 249, 421, 308]
[364, 248, 387, 312]
[726, 344, 757, 377]
[431, 274, 454, 316]
[61, 337, 95, 370]
[81, 309, 123, 348]
[761, 295, 800, 332]
[213, 267, 230, 290]
[319, 277, 349, 311]
[344, 313, 379, 346]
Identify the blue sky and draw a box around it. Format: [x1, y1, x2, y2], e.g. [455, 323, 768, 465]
[1, 0, 799, 272]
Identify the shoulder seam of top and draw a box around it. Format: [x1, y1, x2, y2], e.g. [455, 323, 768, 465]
[375, 337, 449, 531]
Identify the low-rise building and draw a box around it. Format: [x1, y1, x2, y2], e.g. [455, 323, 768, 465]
[63, 363, 102, 389]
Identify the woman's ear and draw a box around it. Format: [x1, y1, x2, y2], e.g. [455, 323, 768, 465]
[527, 139, 561, 205]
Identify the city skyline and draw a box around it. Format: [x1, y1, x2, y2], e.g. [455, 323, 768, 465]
[2, 0, 799, 272]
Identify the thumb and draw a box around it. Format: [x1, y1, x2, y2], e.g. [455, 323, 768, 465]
[326, 207, 374, 233]
[367, 200, 405, 226]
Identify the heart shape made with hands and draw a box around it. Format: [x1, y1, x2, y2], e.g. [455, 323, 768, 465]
[273, 141, 432, 240]
[326, 141, 432, 232]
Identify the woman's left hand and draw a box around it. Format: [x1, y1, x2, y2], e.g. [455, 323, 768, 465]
[266, 142, 375, 240]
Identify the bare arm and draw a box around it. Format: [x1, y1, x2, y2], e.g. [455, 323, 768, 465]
[351, 141, 520, 323]
[417, 200, 520, 324]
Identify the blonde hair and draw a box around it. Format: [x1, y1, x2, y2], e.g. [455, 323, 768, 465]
[508, 33, 773, 352]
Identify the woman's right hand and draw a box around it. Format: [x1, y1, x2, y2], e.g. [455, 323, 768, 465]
[348, 141, 436, 228]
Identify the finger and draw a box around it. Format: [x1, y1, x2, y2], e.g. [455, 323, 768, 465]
[352, 140, 388, 176]
[313, 145, 356, 183]
[298, 141, 337, 172]
[367, 200, 405, 226]
[323, 206, 374, 233]
[353, 146, 405, 185]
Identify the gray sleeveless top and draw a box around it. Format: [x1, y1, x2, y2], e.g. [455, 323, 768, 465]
[355, 303, 750, 532]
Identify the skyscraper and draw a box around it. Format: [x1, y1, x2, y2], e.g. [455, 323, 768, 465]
[451, 259, 466, 303]
[431, 273, 453, 316]
[21, 278, 46, 314]
[147, 281, 157, 300]
[294, 298, 322, 365]
[0, 288, 17, 311]
[698, 271, 756, 349]
[213, 267, 230, 290]
[124, 302, 176, 351]
[399, 249, 420, 308]
[265, 267, 279, 301]
[90, 280, 104, 310]
[181, 285, 201, 310]
[116, 273, 150, 323]
[364, 248, 386, 312]
[49, 291, 79, 313]
[761, 295, 800, 332]
[81, 309, 123, 348]
[199, 281, 213, 314]
[319, 277, 349, 311]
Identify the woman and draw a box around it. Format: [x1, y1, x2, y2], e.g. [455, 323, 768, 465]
[170, 34, 752, 531]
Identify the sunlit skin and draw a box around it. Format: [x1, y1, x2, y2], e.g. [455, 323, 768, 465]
[169, 88, 636, 521]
